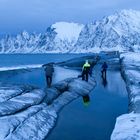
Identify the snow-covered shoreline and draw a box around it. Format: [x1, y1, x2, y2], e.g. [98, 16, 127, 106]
[0, 64, 42, 72]
[111, 52, 140, 140]
[0, 67, 95, 140]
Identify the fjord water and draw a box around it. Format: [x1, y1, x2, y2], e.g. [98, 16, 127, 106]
[0, 54, 85, 88]
[0, 54, 87, 67]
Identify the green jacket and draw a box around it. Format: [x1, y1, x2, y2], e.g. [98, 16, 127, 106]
[83, 62, 90, 70]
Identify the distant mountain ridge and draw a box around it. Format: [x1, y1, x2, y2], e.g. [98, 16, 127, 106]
[0, 9, 140, 53]
[0, 22, 84, 53]
[74, 9, 140, 53]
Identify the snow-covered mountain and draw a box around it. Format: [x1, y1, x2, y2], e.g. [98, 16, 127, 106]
[52, 22, 83, 42]
[0, 9, 140, 53]
[0, 22, 84, 53]
[74, 9, 140, 53]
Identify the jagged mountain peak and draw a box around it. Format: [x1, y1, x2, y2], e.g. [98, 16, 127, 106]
[103, 9, 140, 34]
[106, 9, 140, 22]
[0, 22, 84, 53]
[75, 9, 140, 53]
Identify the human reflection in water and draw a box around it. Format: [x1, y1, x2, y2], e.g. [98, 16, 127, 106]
[82, 94, 90, 106]
[101, 73, 108, 87]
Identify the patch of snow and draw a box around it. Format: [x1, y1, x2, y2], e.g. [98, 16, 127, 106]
[0, 64, 42, 71]
[53, 66, 80, 83]
[111, 113, 140, 140]
[52, 22, 84, 42]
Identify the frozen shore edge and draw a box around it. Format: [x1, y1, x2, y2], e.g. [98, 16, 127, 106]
[0, 76, 96, 140]
[111, 52, 140, 140]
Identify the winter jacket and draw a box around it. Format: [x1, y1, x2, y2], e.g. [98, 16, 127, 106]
[82, 62, 91, 73]
[45, 65, 54, 76]
[102, 63, 108, 70]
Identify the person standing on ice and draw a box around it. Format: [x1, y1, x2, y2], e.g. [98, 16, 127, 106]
[82, 60, 91, 82]
[101, 62, 108, 78]
[44, 63, 54, 87]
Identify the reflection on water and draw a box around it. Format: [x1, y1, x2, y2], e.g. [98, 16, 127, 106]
[46, 68, 128, 140]
[82, 94, 90, 106]
[102, 72, 108, 88]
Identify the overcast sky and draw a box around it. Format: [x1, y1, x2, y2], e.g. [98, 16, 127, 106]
[0, 0, 139, 36]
